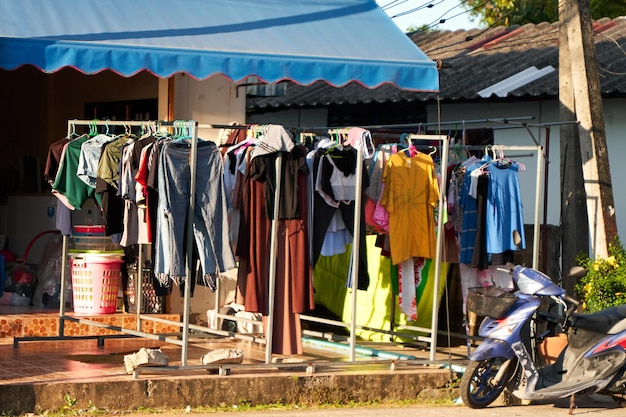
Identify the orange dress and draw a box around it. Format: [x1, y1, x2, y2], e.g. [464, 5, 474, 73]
[381, 151, 439, 265]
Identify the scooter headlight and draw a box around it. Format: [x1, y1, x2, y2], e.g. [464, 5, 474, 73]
[514, 266, 563, 296]
[516, 274, 545, 295]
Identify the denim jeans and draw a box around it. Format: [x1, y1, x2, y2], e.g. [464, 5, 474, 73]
[155, 140, 235, 290]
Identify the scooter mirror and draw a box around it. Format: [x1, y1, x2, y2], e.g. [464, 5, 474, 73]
[566, 266, 586, 279]
[512, 230, 522, 249]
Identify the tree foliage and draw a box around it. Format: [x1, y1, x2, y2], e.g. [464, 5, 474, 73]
[464, 0, 626, 27]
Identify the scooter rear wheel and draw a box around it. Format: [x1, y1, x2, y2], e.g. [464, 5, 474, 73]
[461, 357, 514, 408]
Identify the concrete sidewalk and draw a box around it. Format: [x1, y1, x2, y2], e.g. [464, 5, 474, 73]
[0, 336, 466, 415]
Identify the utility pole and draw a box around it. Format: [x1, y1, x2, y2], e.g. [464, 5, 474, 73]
[558, 7, 588, 295]
[560, 0, 617, 260]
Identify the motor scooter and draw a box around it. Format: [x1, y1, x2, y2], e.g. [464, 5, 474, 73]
[461, 251, 626, 412]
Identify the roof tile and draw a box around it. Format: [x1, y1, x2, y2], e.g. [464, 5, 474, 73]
[247, 17, 626, 110]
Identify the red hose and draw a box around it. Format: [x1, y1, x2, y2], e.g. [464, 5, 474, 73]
[22, 230, 61, 263]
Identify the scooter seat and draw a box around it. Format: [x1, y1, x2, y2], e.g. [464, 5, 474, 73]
[571, 304, 626, 334]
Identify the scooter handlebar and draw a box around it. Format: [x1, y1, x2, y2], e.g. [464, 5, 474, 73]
[563, 294, 580, 319]
[564, 294, 579, 307]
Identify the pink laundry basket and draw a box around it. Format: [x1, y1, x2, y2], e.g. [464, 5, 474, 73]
[70, 255, 123, 315]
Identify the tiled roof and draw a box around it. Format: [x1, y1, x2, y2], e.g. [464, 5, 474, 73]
[247, 17, 626, 110]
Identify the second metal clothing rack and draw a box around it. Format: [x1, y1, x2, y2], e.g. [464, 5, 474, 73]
[396, 144, 545, 346]
[296, 133, 451, 362]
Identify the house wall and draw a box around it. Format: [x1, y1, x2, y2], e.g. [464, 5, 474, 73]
[0, 67, 160, 202]
[169, 73, 246, 141]
[164, 73, 246, 325]
[0, 68, 247, 324]
[254, 97, 626, 254]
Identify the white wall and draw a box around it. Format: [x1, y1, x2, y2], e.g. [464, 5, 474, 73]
[426, 98, 626, 240]
[169, 74, 246, 142]
[160, 74, 247, 325]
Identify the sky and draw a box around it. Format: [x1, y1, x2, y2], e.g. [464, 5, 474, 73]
[376, 0, 480, 32]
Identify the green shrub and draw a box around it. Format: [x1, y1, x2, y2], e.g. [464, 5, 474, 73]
[575, 239, 626, 312]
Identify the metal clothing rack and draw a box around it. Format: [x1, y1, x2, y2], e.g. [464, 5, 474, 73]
[15, 119, 306, 372]
[173, 120, 551, 366]
[14, 119, 208, 366]
[199, 125, 452, 363]
[212, 130, 545, 364]
[15, 119, 545, 375]
[293, 132, 450, 362]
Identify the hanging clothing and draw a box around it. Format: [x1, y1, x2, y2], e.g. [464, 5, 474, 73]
[95, 135, 134, 237]
[44, 137, 73, 235]
[44, 137, 70, 186]
[97, 134, 133, 190]
[397, 257, 425, 321]
[310, 146, 370, 290]
[77, 133, 114, 188]
[381, 151, 439, 265]
[155, 140, 236, 289]
[486, 162, 526, 254]
[135, 141, 157, 243]
[458, 158, 486, 264]
[319, 211, 351, 257]
[237, 142, 314, 355]
[119, 135, 156, 246]
[470, 173, 489, 269]
[52, 135, 102, 210]
[458, 157, 525, 267]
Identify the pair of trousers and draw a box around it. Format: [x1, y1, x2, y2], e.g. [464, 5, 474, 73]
[155, 140, 235, 290]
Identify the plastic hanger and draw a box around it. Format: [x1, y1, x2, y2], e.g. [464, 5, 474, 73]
[88, 119, 98, 137]
[67, 119, 81, 140]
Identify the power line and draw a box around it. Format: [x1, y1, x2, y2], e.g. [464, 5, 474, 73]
[390, 0, 445, 19]
[423, 0, 472, 28]
[382, 0, 477, 29]
[380, 0, 411, 11]
[421, 9, 517, 54]
[423, 26, 559, 56]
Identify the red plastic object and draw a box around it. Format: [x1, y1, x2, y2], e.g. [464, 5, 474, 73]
[23, 230, 61, 263]
[71, 255, 124, 314]
[73, 225, 106, 236]
[0, 248, 16, 262]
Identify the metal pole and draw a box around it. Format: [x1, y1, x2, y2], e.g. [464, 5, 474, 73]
[265, 153, 283, 364]
[533, 146, 544, 269]
[430, 135, 449, 361]
[136, 247, 143, 331]
[181, 120, 198, 366]
[408, 134, 449, 361]
[348, 144, 364, 362]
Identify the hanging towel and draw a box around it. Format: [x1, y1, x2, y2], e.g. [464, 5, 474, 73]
[251, 124, 294, 159]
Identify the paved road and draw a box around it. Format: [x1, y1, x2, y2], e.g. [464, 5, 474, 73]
[114, 394, 623, 417]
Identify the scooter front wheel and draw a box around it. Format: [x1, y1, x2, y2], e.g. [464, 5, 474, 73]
[461, 357, 514, 408]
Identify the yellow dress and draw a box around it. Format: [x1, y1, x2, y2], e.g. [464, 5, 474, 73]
[381, 151, 439, 265]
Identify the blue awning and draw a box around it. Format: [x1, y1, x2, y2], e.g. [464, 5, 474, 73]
[0, 0, 438, 91]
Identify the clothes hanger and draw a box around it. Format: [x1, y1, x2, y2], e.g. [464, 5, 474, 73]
[172, 120, 192, 142]
[138, 121, 153, 139]
[323, 129, 346, 156]
[493, 145, 526, 171]
[67, 119, 82, 140]
[400, 133, 418, 157]
[102, 119, 116, 137]
[88, 119, 98, 137]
